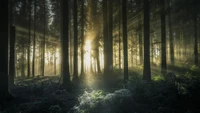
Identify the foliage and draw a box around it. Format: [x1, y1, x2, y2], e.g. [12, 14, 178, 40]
[70, 89, 133, 113]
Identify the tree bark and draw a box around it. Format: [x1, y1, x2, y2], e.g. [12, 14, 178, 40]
[73, 0, 78, 80]
[32, 0, 37, 77]
[161, 0, 167, 75]
[0, 0, 9, 103]
[9, 26, 15, 86]
[143, 0, 151, 81]
[168, 0, 174, 65]
[61, 0, 70, 89]
[41, 0, 46, 76]
[27, 0, 31, 78]
[194, 0, 198, 66]
[80, 0, 85, 76]
[122, 0, 128, 84]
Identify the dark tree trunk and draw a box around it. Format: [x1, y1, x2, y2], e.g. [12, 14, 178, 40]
[73, 0, 78, 80]
[122, 0, 128, 84]
[143, 0, 151, 81]
[32, 0, 37, 77]
[161, 0, 167, 75]
[61, 0, 70, 89]
[118, 0, 121, 70]
[9, 26, 15, 86]
[0, 0, 9, 103]
[168, 0, 174, 65]
[27, 0, 31, 78]
[194, 0, 198, 66]
[41, 0, 46, 76]
[103, 0, 109, 75]
[108, 0, 113, 75]
[138, 0, 143, 65]
[80, 0, 85, 76]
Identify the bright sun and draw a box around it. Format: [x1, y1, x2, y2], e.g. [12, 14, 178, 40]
[84, 40, 92, 71]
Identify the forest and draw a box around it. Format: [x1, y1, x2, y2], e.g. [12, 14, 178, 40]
[0, 0, 200, 112]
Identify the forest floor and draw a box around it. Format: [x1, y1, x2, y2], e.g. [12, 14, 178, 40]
[1, 65, 200, 113]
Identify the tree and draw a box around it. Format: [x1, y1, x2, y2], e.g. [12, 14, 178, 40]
[0, 0, 9, 102]
[41, 0, 46, 76]
[73, 0, 78, 80]
[80, 0, 85, 76]
[118, 0, 121, 70]
[27, 0, 32, 77]
[193, 0, 198, 66]
[143, 0, 151, 81]
[9, 26, 15, 86]
[161, 0, 167, 75]
[122, 0, 128, 84]
[32, 0, 37, 77]
[103, 0, 113, 77]
[168, 0, 174, 65]
[61, 0, 70, 89]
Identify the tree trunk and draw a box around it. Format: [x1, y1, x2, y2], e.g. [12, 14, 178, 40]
[41, 0, 46, 76]
[118, 0, 121, 70]
[80, 0, 85, 76]
[9, 26, 15, 86]
[194, 0, 198, 66]
[27, 0, 31, 78]
[32, 0, 37, 77]
[168, 0, 174, 65]
[143, 0, 151, 81]
[122, 0, 128, 84]
[103, 0, 109, 76]
[61, 0, 70, 89]
[161, 0, 167, 75]
[0, 0, 9, 103]
[73, 0, 78, 80]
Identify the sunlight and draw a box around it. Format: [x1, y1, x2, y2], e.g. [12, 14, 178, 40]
[84, 40, 92, 72]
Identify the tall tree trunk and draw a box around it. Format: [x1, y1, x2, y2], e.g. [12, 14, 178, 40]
[80, 0, 85, 76]
[122, 0, 128, 84]
[32, 0, 37, 77]
[73, 0, 78, 80]
[108, 0, 113, 76]
[9, 26, 15, 86]
[143, 0, 151, 81]
[27, 1, 31, 78]
[103, 0, 109, 75]
[168, 0, 174, 65]
[41, 0, 46, 76]
[194, 0, 198, 66]
[138, 0, 143, 65]
[118, 0, 121, 70]
[161, 0, 167, 75]
[0, 0, 9, 103]
[61, 0, 70, 89]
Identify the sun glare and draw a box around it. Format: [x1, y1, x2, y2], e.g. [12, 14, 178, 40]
[84, 40, 92, 72]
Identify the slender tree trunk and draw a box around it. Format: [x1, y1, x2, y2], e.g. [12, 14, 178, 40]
[194, 0, 198, 66]
[61, 0, 70, 89]
[41, 0, 46, 76]
[32, 0, 37, 77]
[9, 26, 15, 86]
[118, 0, 121, 70]
[80, 0, 85, 76]
[122, 0, 128, 84]
[143, 0, 151, 81]
[27, 1, 31, 78]
[108, 0, 113, 76]
[161, 0, 167, 75]
[103, 0, 109, 75]
[0, 0, 9, 103]
[138, 0, 143, 65]
[73, 0, 78, 80]
[168, 0, 174, 65]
